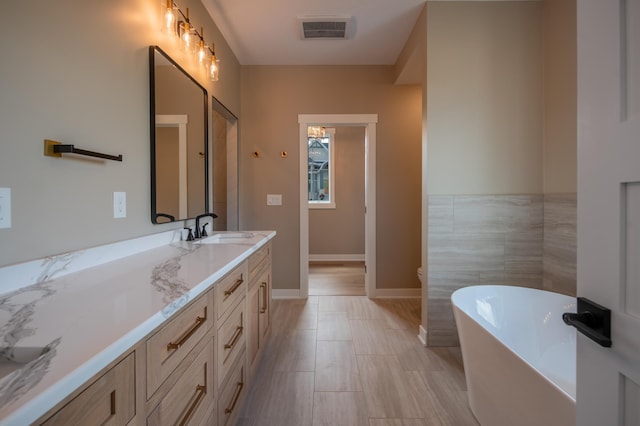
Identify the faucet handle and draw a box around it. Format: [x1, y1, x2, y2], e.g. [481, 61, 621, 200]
[184, 227, 194, 241]
[201, 222, 209, 237]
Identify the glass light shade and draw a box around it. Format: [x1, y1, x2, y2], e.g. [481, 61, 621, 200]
[198, 41, 208, 66]
[162, 1, 176, 35]
[209, 57, 220, 81]
[180, 22, 193, 52]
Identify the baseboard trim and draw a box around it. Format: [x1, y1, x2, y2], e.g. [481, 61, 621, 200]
[373, 288, 421, 298]
[309, 254, 365, 262]
[418, 325, 427, 346]
[272, 289, 303, 299]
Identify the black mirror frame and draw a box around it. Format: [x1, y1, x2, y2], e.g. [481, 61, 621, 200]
[149, 45, 209, 224]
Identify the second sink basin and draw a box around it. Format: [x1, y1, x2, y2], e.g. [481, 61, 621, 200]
[196, 232, 257, 244]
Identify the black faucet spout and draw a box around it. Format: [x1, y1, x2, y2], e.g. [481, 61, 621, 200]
[195, 213, 218, 239]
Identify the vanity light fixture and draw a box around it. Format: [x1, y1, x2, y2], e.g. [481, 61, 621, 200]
[162, 1, 221, 81]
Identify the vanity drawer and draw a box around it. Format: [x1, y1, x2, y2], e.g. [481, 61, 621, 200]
[248, 243, 270, 279]
[147, 336, 215, 426]
[41, 352, 135, 426]
[217, 298, 246, 387]
[217, 352, 246, 426]
[146, 290, 214, 398]
[215, 262, 248, 321]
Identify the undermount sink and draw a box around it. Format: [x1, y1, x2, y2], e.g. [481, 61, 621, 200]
[0, 347, 50, 380]
[196, 232, 257, 244]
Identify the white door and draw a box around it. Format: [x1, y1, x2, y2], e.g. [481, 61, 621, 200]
[577, 0, 640, 425]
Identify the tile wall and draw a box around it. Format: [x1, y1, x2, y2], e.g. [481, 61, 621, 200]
[426, 194, 577, 347]
[542, 194, 577, 296]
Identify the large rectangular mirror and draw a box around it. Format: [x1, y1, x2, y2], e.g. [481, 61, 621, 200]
[150, 45, 208, 224]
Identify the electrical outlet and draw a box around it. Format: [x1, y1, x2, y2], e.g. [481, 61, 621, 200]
[0, 188, 11, 229]
[114, 192, 126, 218]
[267, 194, 282, 206]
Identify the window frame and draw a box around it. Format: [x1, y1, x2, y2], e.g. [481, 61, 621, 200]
[308, 127, 336, 209]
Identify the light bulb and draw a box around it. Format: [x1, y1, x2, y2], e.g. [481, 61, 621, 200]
[163, 0, 175, 35]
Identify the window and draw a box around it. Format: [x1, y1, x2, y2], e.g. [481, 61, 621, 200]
[308, 127, 335, 209]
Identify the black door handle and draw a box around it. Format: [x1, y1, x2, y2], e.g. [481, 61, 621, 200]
[563, 297, 612, 347]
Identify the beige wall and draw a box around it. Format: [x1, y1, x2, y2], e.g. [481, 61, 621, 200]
[240, 66, 422, 290]
[309, 127, 365, 256]
[0, 0, 240, 268]
[426, 1, 543, 195]
[543, 0, 577, 193]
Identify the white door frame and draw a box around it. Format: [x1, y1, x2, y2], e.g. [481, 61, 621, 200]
[298, 114, 378, 298]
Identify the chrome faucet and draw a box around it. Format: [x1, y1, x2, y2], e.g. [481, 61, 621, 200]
[195, 213, 218, 239]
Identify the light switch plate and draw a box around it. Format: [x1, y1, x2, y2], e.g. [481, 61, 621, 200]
[267, 194, 282, 206]
[114, 192, 126, 218]
[0, 188, 11, 229]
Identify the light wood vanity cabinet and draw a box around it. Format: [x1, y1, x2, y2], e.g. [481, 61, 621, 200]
[217, 351, 246, 426]
[146, 289, 214, 399]
[215, 262, 249, 426]
[144, 289, 217, 426]
[41, 352, 135, 426]
[246, 243, 272, 378]
[36, 242, 273, 426]
[146, 335, 214, 426]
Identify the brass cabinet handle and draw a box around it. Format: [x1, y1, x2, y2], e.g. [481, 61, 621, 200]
[177, 363, 207, 426]
[260, 283, 267, 314]
[224, 380, 244, 414]
[224, 326, 244, 349]
[177, 384, 207, 426]
[224, 278, 244, 299]
[167, 307, 207, 351]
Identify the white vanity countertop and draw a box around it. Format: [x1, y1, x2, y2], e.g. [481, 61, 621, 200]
[0, 230, 275, 425]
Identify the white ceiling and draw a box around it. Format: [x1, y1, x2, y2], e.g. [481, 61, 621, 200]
[201, 0, 427, 65]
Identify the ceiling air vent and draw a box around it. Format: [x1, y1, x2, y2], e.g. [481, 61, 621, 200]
[298, 16, 353, 40]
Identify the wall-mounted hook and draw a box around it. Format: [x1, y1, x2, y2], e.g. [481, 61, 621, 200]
[281, 151, 288, 158]
[252, 151, 261, 158]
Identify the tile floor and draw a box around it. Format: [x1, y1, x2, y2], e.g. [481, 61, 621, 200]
[309, 262, 366, 296]
[238, 296, 479, 426]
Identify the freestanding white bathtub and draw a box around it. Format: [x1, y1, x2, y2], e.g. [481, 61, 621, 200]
[451, 285, 576, 426]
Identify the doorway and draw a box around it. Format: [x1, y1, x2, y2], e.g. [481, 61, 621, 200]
[308, 126, 366, 296]
[298, 114, 378, 298]
[211, 97, 238, 230]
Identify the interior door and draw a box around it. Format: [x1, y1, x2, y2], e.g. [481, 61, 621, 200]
[577, 0, 640, 425]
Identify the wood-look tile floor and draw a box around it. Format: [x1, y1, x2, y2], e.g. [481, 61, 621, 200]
[237, 296, 479, 426]
[309, 262, 366, 296]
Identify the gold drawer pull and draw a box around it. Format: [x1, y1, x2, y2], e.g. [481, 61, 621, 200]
[224, 326, 244, 349]
[224, 278, 244, 299]
[177, 384, 207, 426]
[167, 307, 207, 351]
[224, 380, 244, 414]
[260, 283, 267, 314]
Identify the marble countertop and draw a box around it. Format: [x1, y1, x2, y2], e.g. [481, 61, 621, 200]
[0, 230, 275, 425]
